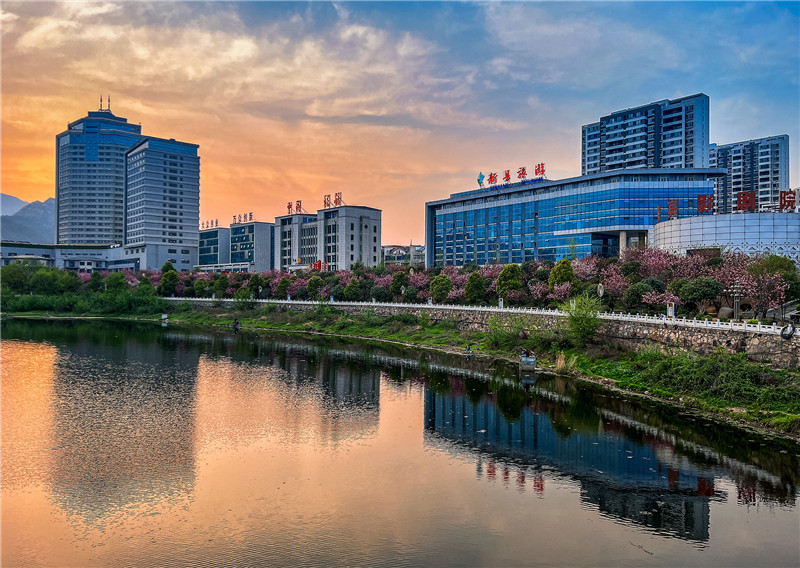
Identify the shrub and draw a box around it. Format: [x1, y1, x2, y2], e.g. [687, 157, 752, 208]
[496, 264, 523, 298]
[548, 259, 574, 290]
[623, 281, 654, 309]
[430, 274, 453, 303]
[560, 293, 603, 346]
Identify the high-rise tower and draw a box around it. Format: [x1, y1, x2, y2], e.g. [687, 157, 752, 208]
[581, 94, 709, 175]
[55, 101, 144, 244]
[123, 136, 200, 271]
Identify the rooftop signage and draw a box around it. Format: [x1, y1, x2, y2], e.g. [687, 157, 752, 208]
[478, 163, 545, 189]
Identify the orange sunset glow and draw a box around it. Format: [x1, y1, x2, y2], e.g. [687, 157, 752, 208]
[2, 2, 798, 244]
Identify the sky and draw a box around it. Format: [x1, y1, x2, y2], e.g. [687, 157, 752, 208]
[2, 1, 798, 245]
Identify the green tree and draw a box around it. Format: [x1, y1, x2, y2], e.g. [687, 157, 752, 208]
[402, 285, 418, 303]
[159, 270, 179, 297]
[30, 268, 60, 295]
[343, 278, 361, 301]
[104, 272, 128, 293]
[194, 278, 210, 297]
[137, 274, 156, 296]
[56, 270, 81, 294]
[371, 286, 391, 302]
[0, 261, 37, 294]
[680, 277, 723, 314]
[389, 271, 409, 297]
[306, 275, 324, 298]
[496, 264, 522, 298]
[213, 274, 229, 298]
[548, 258, 574, 290]
[429, 274, 453, 303]
[464, 272, 487, 304]
[246, 274, 264, 297]
[622, 281, 653, 309]
[560, 293, 603, 346]
[275, 276, 291, 299]
[161, 260, 176, 274]
[87, 270, 105, 292]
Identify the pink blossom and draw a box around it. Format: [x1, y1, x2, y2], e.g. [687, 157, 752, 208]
[548, 282, 572, 301]
[478, 264, 504, 280]
[600, 264, 629, 299]
[374, 274, 392, 288]
[409, 272, 430, 289]
[417, 289, 431, 301]
[528, 281, 549, 301]
[672, 254, 707, 280]
[506, 289, 527, 304]
[572, 255, 601, 281]
[287, 278, 308, 296]
[641, 291, 680, 307]
[78, 272, 92, 284]
[320, 284, 333, 299]
[447, 287, 465, 301]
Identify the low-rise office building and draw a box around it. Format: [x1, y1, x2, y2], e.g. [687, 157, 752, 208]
[382, 244, 425, 266]
[425, 169, 724, 267]
[275, 205, 382, 272]
[0, 241, 122, 272]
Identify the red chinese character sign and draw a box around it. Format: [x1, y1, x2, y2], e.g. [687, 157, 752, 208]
[736, 190, 756, 212]
[517, 167, 527, 180]
[323, 194, 331, 208]
[535, 163, 545, 177]
[667, 199, 678, 219]
[287, 201, 293, 214]
[697, 194, 714, 214]
[779, 190, 796, 212]
[334, 193, 342, 206]
[503, 170, 511, 182]
[488, 172, 498, 184]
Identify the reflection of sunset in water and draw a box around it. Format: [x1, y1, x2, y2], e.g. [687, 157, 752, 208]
[1, 341, 57, 489]
[1, 321, 799, 568]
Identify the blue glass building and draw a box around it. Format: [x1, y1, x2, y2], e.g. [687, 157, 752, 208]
[425, 169, 723, 266]
[56, 108, 144, 245]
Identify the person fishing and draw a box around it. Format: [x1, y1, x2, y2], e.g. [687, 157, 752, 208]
[232, 318, 240, 334]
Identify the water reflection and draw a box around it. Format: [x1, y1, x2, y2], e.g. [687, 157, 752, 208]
[2, 319, 799, 567]
[422, 373, 798, 542]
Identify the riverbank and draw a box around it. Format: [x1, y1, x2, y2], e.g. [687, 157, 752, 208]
[5, 306, 800, 442]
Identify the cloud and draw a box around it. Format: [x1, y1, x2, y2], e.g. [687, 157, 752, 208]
[480, 3, 682, 87]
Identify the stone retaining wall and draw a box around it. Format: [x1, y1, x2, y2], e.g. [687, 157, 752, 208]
[168, 299, 800, 367]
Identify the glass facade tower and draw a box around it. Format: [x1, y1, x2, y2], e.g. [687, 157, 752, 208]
[56, 109, 143, 244]
[425, 169, 722, 267]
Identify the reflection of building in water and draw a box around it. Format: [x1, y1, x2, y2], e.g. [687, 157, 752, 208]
[48, 334, 199, 525]
[424, 387, 715, 541]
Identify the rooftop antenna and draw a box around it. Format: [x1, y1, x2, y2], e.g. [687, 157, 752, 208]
[108, 94, 111, 112]
[99, 94, 103, 110]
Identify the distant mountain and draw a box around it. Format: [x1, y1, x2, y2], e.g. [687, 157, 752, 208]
[1, 193, 28, 216]
[1, 198, 56, 244]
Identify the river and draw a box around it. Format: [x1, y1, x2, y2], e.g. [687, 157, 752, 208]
[2, 319, 798, 567]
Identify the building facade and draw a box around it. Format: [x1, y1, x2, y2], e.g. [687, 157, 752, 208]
[582, 94, 709, 175]
[273, 205, 382, 272]
[709, 135, 790, 214]
[425, 169, 722, 267]
[56, 107, 144, 245]
[0, 241, 124, 272]
[382, 244, 425, 266]
[198, 227, 231, 267]
[650, 211, 800, 263]
[122, 137, 200, 271]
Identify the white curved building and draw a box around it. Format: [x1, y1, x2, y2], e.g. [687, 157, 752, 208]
[651, 212, 800, 262]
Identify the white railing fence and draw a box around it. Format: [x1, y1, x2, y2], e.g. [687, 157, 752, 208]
[163, 297, 786, 335]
